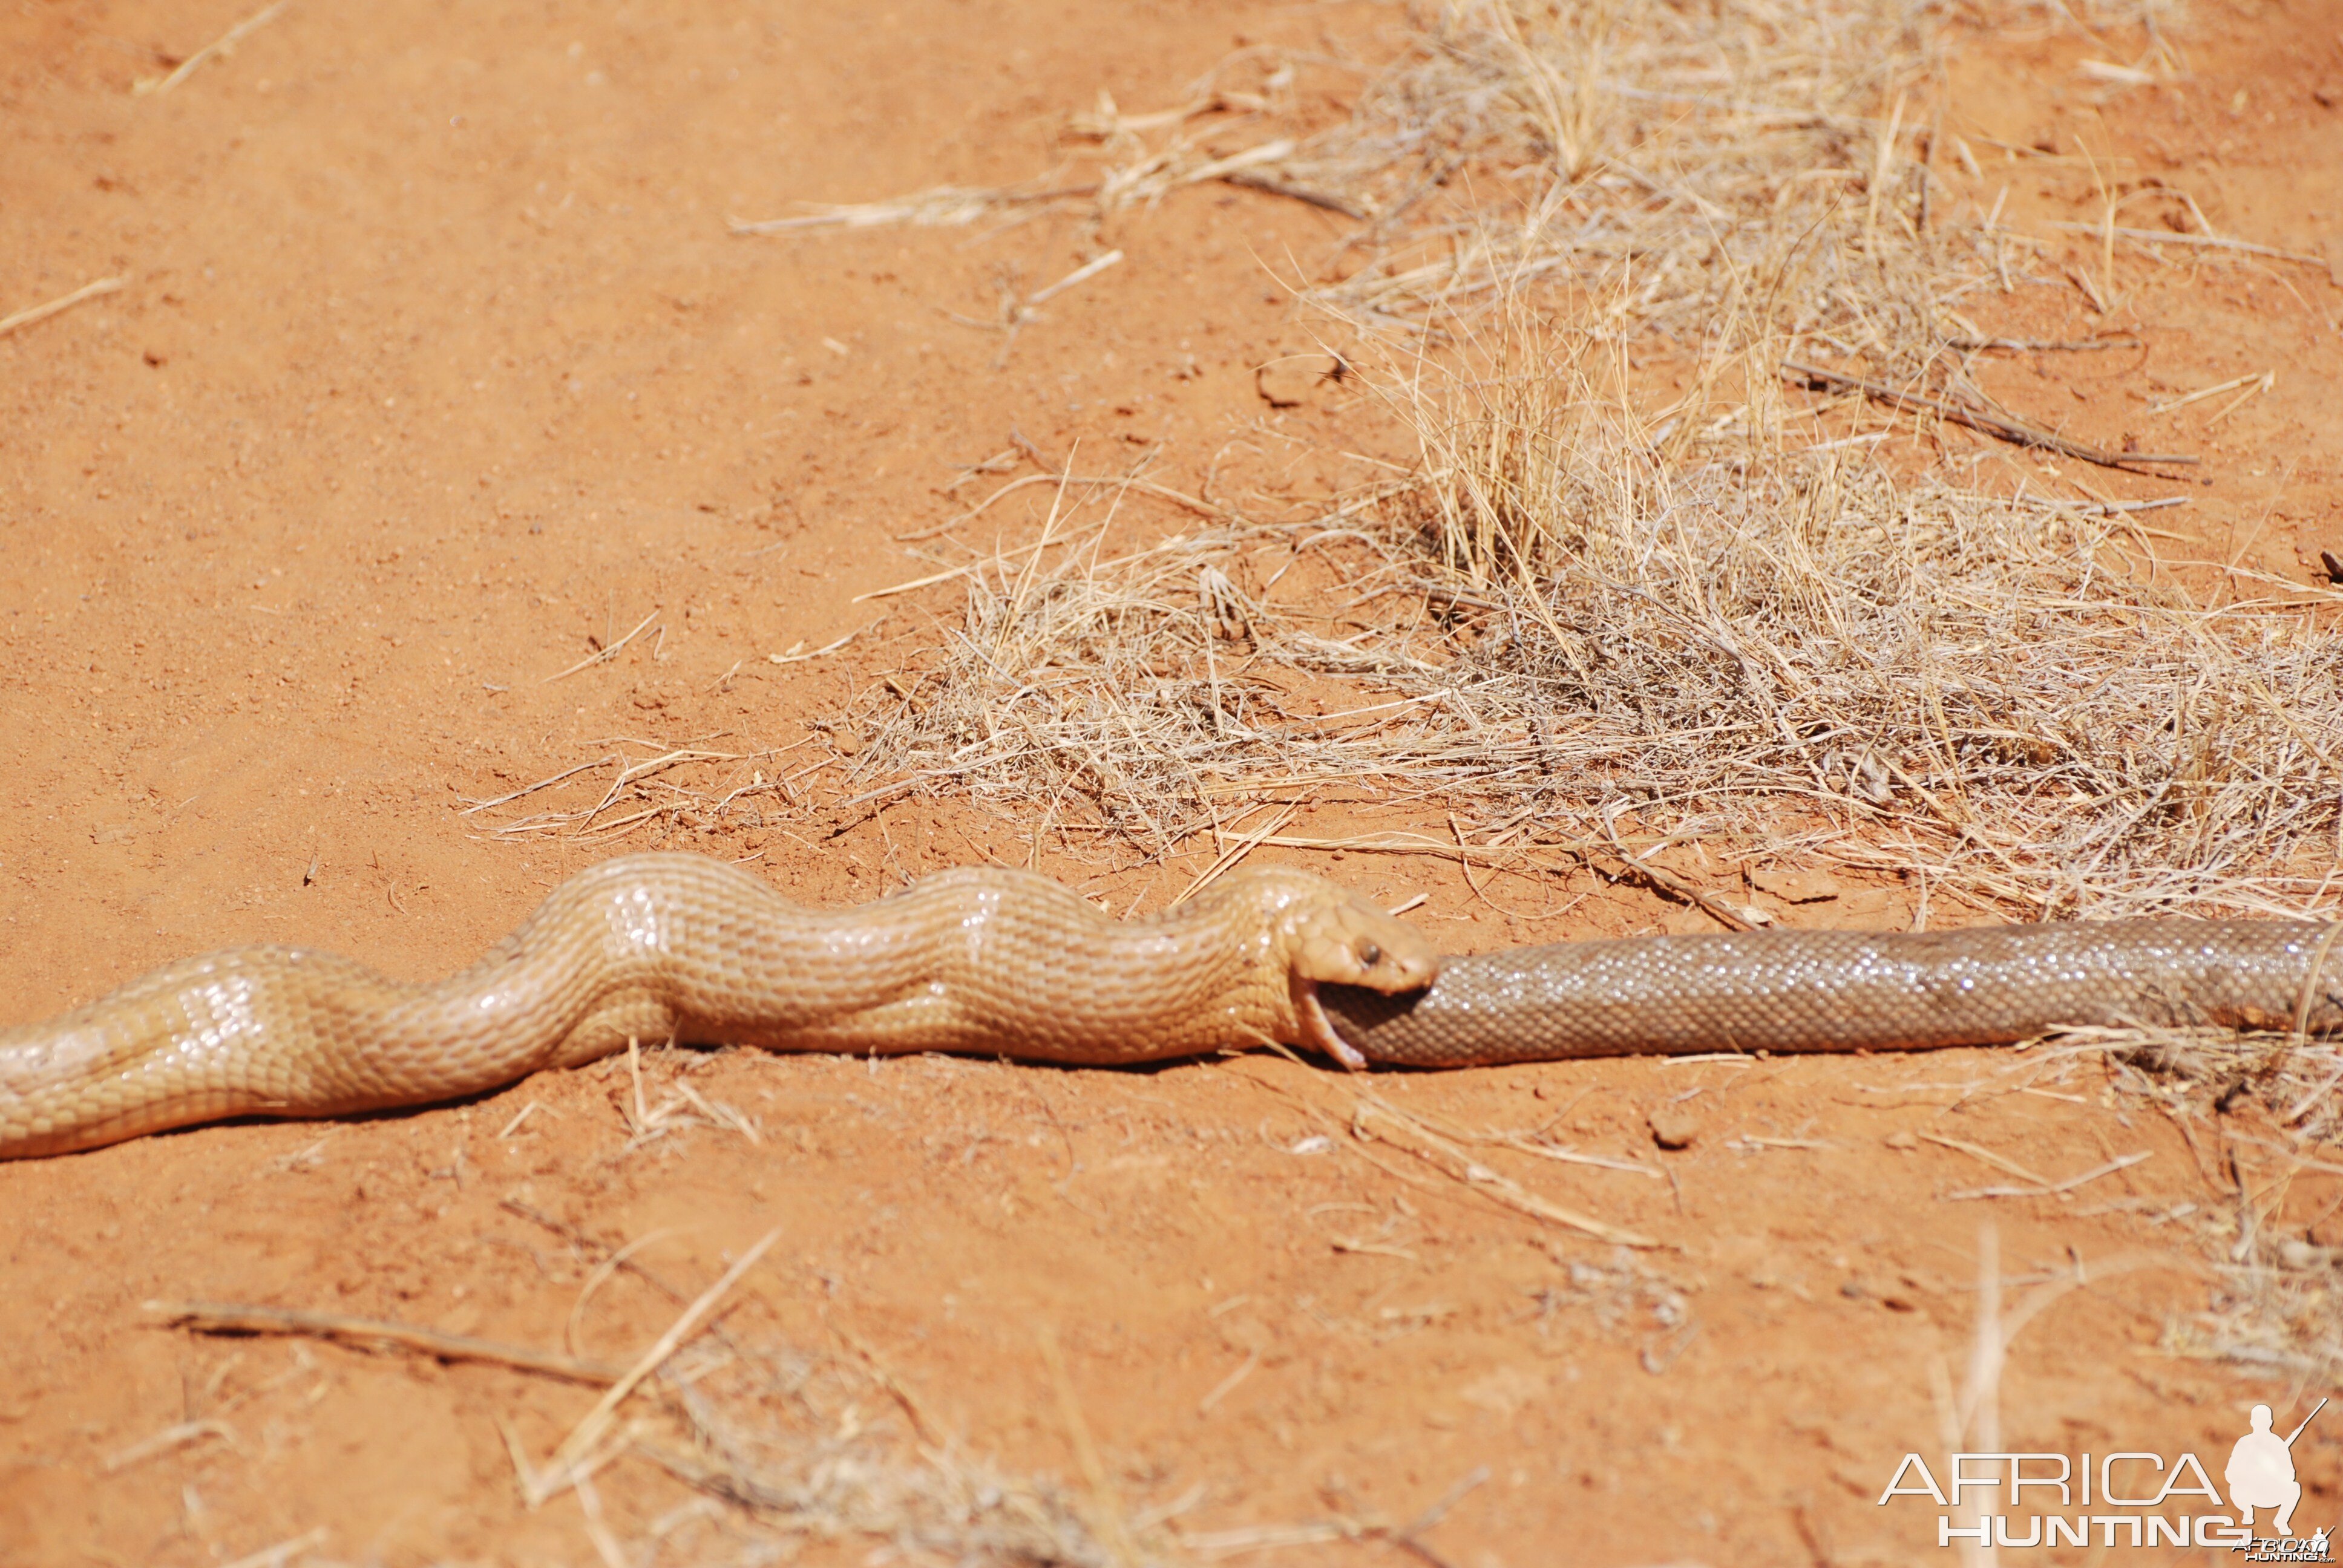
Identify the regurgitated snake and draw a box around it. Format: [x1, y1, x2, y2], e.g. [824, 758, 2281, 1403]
[3, 852, 2337, 1158]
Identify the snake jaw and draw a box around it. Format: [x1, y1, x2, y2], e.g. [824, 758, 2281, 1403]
[1292, 976, 1372, 1071]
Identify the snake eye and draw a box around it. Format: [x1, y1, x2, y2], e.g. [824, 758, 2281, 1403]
[1357, 940, 1382, 970]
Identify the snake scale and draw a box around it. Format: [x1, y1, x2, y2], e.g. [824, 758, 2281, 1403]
[3, 852, 2338, 1158]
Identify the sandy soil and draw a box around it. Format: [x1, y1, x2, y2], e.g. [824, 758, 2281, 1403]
[5, 2, 2343, 1564]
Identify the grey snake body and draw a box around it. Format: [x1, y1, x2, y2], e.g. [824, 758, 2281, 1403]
[1321, 919, 2343, 1062]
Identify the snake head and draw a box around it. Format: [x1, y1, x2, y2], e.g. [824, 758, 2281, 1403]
[1282, 890, 1441, 996]
[1248, 871, 1440, 1071]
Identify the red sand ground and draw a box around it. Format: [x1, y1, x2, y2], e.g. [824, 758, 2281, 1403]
[4, 2, 2343, 1563]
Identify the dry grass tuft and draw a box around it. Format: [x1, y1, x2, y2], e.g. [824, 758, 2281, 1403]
[1915, 1021, 2343, 1380]
[834, 503, 1496, 861]
[840, 386, 2342, 918]
[828, 0, 2342, 922]
[464, 740, 805, 847]
[617, 1334, 1124, 1566]
[2066, 1026, 2343, 1380]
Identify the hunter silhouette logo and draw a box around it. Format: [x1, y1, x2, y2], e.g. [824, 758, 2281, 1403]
[2229, 1399, 2324, 1538]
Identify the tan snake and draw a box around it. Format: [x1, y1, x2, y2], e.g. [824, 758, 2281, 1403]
[3, 851, 2338, 1158]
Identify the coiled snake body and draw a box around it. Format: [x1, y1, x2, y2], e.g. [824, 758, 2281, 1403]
[4, 852, 2338, 1158]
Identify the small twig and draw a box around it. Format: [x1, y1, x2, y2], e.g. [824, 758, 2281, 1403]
[2041, 220, 2327, 264]
[765, 624, 871, 664]
[2203, 371, 2276, 431]
[1388, 1466, 1490, 1568]
[894, 471, 1232, 543]
[1179, 139, 1299, 188]
[459, 754, 616, 815]
[1920, 1134, 2052, 1186]
[2147, 370, 2271, 417]
[1173, 1521, 1352, 1554]
[1026, 249, 1124, 307]
[494, 1100, 551, 1139]
[1498, 1137, 1666, 1178]
[1946, 333, 2138, 352]
[145, 1301, 623, 1385]
[543, 609, 659, 682]
[0, 276, 126, 339]
[502, 1200, 690, 1308]
[1175, 804, 1298, 904]
[104, 1417, 237, 1473]
[726, 182, 1098, 234]
[2010, 493, 2190, 517]
[136, 1, 288, 96]
[1224, 169, 1371, 218]
[542, 1227, 785, 1492]
[1196, 1348, 1260, 1415]
[1781, 361, 2197, 472]
[1351, 1102, 1657, 1247]
[1594, 825, 1754, 932]
[828, 1318, 946, 1445]
[1947, 1150, 2153, 1201]
[217, 1527, 329, 1568]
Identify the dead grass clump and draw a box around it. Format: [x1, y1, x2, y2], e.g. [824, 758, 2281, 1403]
[1304, 0, 1963, 370]
[834, 508, 1498, 858]
[840, 385, 2342, 916]
[1387, 348, 2343, 918]
[632, 1343, 1117, 1566]
[828, 0, 2343, 920]
[464, 740, 803, 847]
[1961, 1025, 2343, 1380]
[543, 1331, 1126, 1567]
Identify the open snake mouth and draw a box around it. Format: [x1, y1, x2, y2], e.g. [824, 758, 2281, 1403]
[1291, 975, 1371, 1071]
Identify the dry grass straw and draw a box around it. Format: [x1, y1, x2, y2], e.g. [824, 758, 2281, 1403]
[134, 0, 287, 97]
[730, 49, 1381, 238]
[148, 1299, 625, 1386]
[1230, 1054, 1664, 1251]
[0, 276, 126, 339]
[537, 1227, 786, 1497]
[1348, 1096, 1658, 1246]
[465, 739, 810, 846]
[213, 1528, 329, 1568]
